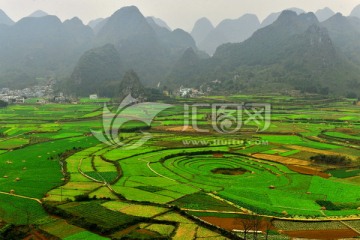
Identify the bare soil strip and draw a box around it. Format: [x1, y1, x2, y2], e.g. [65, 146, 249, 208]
[282, 229, 359, 239]
[286, 165, 330, 178]
[287, 145, 338, 155]
[199, 216, 274, 232]
[252, 154, 310, 166]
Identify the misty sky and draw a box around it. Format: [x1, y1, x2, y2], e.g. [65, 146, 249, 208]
[0, 0, 359, 31]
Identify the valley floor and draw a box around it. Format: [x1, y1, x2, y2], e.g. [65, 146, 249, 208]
[0, 95, 359, 239]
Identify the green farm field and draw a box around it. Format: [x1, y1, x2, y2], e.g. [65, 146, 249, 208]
[0, 96, 359, 239]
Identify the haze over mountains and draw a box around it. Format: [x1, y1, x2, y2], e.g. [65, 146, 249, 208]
[351, 4, 360, 18]
[193, 14, 260, 55]
[0, 14, 94, 88]
[259, 7, 305, 28]
[316, 7, 336, 22]
[0, 4, 359, 97]
[190, 7, 337, 55]
[0, 9, 14, 25]
[28, 10, 48, 18]
[179, 11, 360, 95]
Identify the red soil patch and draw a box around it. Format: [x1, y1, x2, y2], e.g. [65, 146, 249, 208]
[286, 164, 330, 178]
[111, 224, 139, 237]
[212, 153, 224, 158]
[253, 153, 331, 178]
[282, 229, 359, 239]
[136, 228, 159, 236]
[211, 167, 247, 175]
[200, 216, 273, 232]
[24, 231, 50, 240]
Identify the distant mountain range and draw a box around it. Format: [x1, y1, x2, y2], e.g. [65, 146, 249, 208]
[147, 16, 171, 30]
[170, 10, 360, 96]
[0, 14, 94, 88]
[260, 7, 305, 28]
[315, 7, 335, 22]
[87, 18, 104, 29]
[0, 5, 359, 97]
[66, 44, 123, 97]
[190, 6, 339, 55]
[196, 14, 260, 55]
[190, 17, 214, 46]
[351, 4, 360, 18]
[322, 13, 360, 64]
[66, 6, 197, 96]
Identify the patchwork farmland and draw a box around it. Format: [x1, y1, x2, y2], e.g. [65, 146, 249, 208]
[0, 95, 359, 239]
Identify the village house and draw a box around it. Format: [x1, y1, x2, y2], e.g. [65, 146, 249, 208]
[89, 94, 98, 100]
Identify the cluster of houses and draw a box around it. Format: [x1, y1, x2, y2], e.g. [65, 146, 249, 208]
[0, 82, 101, 105]
[0, 84, 54, 104]
[178, 86, 204, 98]
[0, 81, 218, 104]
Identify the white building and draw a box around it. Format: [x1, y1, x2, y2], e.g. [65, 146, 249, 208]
[89, 94, 98, 100]
[179, 87, 192, 97]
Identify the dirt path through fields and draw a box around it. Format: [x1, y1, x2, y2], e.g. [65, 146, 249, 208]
[341, 220, 360, 235]
[137, 152, 178, 182]
[0, 191, 42, 204]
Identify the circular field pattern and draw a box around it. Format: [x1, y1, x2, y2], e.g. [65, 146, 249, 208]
[161, 155, 290, 190]
[146, 152, 360, 217]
